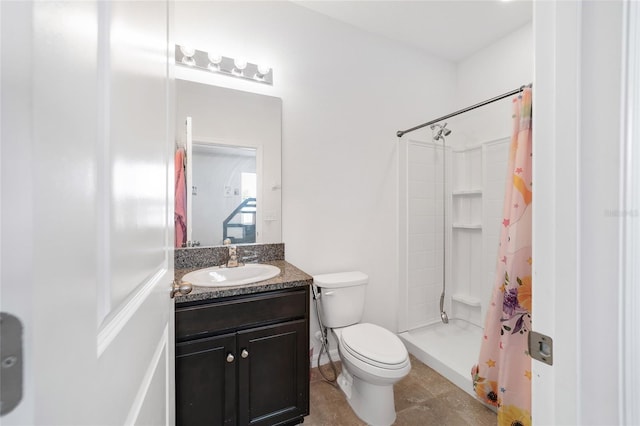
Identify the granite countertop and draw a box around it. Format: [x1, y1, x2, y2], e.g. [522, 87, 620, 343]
[174, 260, 313, 304]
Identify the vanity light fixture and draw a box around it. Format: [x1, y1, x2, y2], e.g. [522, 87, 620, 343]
[175, 44, 274, 85]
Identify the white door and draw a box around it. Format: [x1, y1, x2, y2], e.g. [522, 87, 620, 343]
[533, 1, 635, 425]
[1, 1, 175, 424]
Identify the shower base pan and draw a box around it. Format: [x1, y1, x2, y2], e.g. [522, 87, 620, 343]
[399, 318, 482, 398]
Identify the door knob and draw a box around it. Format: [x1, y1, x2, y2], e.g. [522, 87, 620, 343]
[241, 349, 249, 359]
[226, 353, 235, 363]
[171, 280, 193, 298]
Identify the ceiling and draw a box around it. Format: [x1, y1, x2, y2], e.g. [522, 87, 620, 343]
[293, 0, 533, 62]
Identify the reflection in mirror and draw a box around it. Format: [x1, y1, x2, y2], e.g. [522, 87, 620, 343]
[192, 143, 257, 246]
[175, 79, 282, 248]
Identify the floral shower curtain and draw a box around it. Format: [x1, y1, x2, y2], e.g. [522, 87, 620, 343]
[473, 87, 533, 426]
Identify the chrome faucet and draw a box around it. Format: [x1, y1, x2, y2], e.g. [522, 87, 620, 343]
[223, 239, 242, 268]
[227, 245, 240, 268]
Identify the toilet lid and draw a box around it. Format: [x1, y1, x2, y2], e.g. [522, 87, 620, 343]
[341, 323, 408, 369]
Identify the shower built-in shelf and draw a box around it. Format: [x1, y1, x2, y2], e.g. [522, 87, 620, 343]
[451, 293, 482, 307]
[452, 189, 482, 196]
[452, 188, 482, 228]
[452, 224, 482, 229]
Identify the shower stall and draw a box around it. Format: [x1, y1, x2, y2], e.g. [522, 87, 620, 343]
[396, 88, 522, 396]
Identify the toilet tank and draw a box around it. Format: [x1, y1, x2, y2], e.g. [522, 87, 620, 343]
[313, 271, 368, 328]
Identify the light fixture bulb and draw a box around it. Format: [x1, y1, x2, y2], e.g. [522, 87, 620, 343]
[179, 45, 196, 66]
[179, 45, 195, 57]
[207, 53, 223, 72]
[208, 53, 222, 65]
[234, 58, 247, 71]
[256, 65, 271, 76]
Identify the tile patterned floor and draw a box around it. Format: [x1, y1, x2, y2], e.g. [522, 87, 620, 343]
[305, 355, 496, 426]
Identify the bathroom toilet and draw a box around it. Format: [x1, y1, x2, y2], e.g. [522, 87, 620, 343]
[314, 271, 411, 426]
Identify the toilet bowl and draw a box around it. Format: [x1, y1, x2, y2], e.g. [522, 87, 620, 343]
[333, 323, 411, 426]
[336, 323, 411, 382]
[314, 272, 411, 426]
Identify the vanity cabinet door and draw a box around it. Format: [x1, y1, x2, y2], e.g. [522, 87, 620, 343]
[176, 333, 236, 426]
[237, 319, 309, 426]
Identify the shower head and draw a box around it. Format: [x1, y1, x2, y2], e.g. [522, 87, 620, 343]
[431, 122, 452, 141]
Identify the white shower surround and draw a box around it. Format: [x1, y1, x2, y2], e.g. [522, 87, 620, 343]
[398, 134, 510, 393]
[399, 136, 510, 328]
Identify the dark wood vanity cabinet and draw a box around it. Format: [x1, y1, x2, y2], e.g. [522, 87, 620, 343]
[175, 286, 310, 426]
[176, 333, 236, 425]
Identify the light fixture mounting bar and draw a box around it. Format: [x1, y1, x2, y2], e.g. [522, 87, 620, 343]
[175, 46, 273, 85]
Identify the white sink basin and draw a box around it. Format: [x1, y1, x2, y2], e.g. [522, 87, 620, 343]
[182, 264, 281, 288]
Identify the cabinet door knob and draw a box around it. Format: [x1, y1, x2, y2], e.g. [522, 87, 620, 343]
[241, 349, 249, 359]
[226, 353, 235, 363]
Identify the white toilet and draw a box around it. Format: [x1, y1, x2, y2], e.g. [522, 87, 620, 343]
[314, 271, 411, 426]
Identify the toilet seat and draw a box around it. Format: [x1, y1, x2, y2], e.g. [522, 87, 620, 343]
[340, 323, 409, 370]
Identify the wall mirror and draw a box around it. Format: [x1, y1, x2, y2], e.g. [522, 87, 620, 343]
[176, 79, 282, 247]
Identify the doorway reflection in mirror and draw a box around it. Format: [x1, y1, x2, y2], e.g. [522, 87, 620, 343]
[192, 144, 257, 246]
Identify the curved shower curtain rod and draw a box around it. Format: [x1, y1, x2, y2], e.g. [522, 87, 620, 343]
[396, 83, 532, 138]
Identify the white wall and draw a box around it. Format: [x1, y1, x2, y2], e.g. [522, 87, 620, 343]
[174, 1, 457, 346]
[451, 23, 533, 147]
